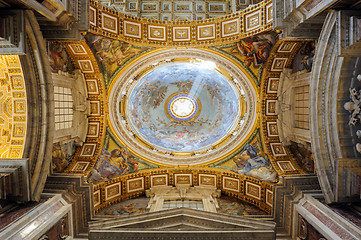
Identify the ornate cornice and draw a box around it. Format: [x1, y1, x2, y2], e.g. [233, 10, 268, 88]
[89, 0, 273, 47]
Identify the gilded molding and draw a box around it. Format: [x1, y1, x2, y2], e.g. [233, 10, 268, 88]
[89, 0, 273, 47]
[0, 55, 27, 158]
[93, 167, 274, 215]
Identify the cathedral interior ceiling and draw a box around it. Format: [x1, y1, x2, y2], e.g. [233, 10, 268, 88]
[96, 0, 262, 21]
[43, 0, 316, 213]
[89, 0, 273, 48]
[0, 55, 27, 158]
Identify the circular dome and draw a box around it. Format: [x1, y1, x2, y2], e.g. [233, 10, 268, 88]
[108, 49, 258, 165]
[127, 62, 239, 152]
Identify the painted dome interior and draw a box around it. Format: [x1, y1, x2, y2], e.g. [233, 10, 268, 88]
[127, 62, 242, 153]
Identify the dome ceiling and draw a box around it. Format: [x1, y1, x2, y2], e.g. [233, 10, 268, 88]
[127, 62, 243, 153]
[108, 49, 257, 166]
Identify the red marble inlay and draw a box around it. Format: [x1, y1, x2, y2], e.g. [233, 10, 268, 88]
[304, 202, 357, 240]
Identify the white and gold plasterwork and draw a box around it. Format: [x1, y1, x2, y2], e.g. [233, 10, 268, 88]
[89, 0, 273, 48]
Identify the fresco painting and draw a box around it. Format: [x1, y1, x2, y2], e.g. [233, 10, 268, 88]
[212, 31, 278, 85]
[292, 41, 316, 72]
[96, 197, 150, 216]
[52, 141, 77, 173]
[217, 195, 266, 215]
[211, 133, 278, 182]
[231, 144, 277, 182]
[89, 132, 158, 183]
[289, 142, 314, 173]
[48, 41, 74, 73]
[235, 32, 277, 68]
[97, 196, 266, 216]
[127, 62, 240, 152]
[85, 34, 149, 82]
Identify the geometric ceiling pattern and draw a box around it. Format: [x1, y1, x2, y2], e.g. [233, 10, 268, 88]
[0, 55, 27, 158]
[89, 0, 273, 47]
[96, 0, 262, 21]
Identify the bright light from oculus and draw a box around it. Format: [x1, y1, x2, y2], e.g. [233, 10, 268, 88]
[171, 97, 195, 118]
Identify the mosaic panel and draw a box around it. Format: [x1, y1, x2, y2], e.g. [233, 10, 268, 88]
[85, 34, 150, 84]
[48, 41, 74, 73]
[88, 131, 158, 183]
[97, 197, 149, 216]
[52, 141, 76, 173]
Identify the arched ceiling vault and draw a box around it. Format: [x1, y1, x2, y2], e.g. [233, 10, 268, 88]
[45, 0, 313, 214]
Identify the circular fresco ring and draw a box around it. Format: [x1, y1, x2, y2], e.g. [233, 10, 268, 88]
[108, 48, 259, 166]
